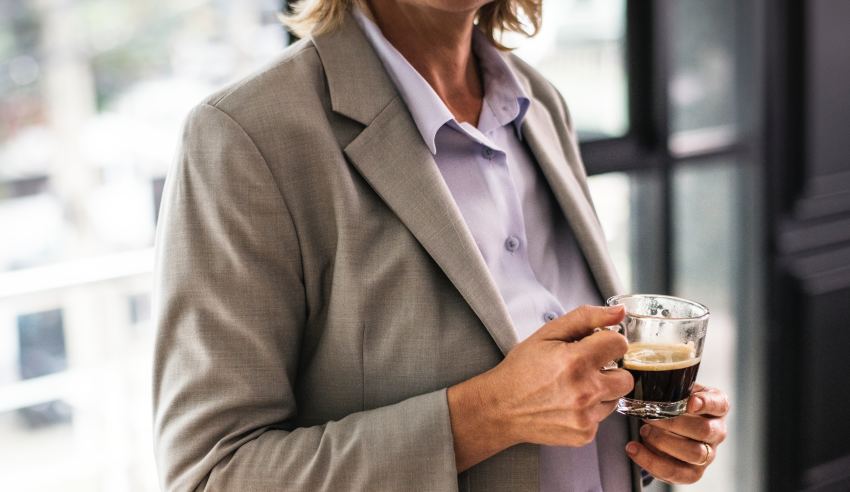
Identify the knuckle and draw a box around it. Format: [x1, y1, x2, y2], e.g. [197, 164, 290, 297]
[603, 371, 631, 396]
[691, 442, 708, 463]
[556, 341, 572, 355]
[575, 412, 594, 429]
[705, 388, 730, 411]
[720, 395, 731, 415]
[713, 419, 728, 443]
[611, 335, 628, 356]
[571, 390, 594, 409]
[561, 353, 580, 373]
[642, 425, 655, 442]
[684, 467, 704, 483]
[576, 424, 598, 445]
[706, 419, 725, 442]
[655, 460, 677, 483]
[575, 304, 595, 323]
[671, 470, 688, 484]
[562, 363, 586, 383]
[605, 330, 628, 348]
[598, 331, 628, 355]
[669, 466, 690, 484]
[698, 419, 714, 439]
[668, 470, 684, 484]
[620, 371, 635, 392]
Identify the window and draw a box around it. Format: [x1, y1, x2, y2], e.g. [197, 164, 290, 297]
[514, 0, 628, 140]
[0, 2, 287, 489]
[16, 309, 71, 428]
[128, 292, 151, 326]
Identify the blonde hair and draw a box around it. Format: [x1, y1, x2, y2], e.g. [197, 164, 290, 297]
[281, 0, 542, 50]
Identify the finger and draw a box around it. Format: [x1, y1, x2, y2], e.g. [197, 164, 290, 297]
[590, 400, 619, 422]
[574, 330, 629, 368]
[535, 304, 625, 342]
[597, 368, 634, 401]
[645, 414, 727, 445]
[688, 386, 730, 417]
[625, 441, 703, 484]
[639, 424, 714, 466]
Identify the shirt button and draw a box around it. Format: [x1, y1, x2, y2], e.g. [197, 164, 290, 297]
[504, 235, 520, 252]
[543, 311, 558, 322]
[482, 147, 495, 159]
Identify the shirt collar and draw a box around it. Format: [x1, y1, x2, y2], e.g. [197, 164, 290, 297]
[352, 7, 530, 155]
[471, 29, 531, 136]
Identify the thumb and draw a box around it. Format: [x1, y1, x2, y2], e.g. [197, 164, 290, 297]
[533, 304, 625, 342]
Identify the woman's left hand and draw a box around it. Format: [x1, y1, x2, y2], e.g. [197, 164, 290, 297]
[624, 384, 730, 484]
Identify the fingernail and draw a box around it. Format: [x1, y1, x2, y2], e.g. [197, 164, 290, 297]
[640, 425, 650, 438]
[625, 442, 638, 455]
[606, 305, 624, 313]
[692, 396, 704, 412]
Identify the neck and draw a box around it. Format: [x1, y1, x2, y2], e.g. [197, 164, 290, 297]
[365, 0, 484, 125]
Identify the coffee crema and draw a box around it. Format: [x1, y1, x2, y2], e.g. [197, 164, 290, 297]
[623, 342, 701, 403]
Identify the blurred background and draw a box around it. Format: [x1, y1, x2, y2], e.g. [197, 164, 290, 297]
[1, 0, 848, 491]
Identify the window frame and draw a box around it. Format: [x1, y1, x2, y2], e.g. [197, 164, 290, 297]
[581, 0, 750, 298]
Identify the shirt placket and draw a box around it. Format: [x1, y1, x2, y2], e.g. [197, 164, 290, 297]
[469, 131, 566, 341]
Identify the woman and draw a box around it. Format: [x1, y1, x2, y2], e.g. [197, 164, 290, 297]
[152, 0, 730, 490]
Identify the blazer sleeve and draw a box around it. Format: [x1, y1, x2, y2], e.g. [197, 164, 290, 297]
[152, 103, 459, 491]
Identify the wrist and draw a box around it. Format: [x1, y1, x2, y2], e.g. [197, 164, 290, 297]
[472, 368, 522, 447]
[447, 369, 518, 471]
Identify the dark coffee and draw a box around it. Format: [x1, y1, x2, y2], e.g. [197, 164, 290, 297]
[623, 342, 701, 403]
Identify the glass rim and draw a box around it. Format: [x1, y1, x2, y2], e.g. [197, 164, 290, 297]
[605, 293, 710, 321]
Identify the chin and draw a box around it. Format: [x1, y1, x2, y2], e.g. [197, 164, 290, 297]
[404, 0, 495, 13]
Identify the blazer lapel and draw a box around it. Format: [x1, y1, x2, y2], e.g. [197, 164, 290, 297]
[521, 100, 625, 299]
[313, 13, 519, 355]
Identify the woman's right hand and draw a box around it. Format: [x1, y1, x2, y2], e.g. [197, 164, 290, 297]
[447, 304, 634, 472]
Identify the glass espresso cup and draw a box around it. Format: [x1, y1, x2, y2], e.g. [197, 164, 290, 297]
[606, 294, 709, 419]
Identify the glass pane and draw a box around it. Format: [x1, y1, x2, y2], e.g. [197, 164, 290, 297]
[0, 1, 286, 490]
[672, 158, 760, 492]
[587, 169, 663, 294]
[514, 0, 628, 140]
[670, 0, 738, 132]
[587, 172, 634, 290]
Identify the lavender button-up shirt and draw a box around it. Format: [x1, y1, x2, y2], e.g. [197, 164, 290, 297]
[353, 9, 632, 492]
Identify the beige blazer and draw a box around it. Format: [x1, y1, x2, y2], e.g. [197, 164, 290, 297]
[152, 11, 640, 492]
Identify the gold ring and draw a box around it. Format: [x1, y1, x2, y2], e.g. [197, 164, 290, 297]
[696, 442, 711, 466]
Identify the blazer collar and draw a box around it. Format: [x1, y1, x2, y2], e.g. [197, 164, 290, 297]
[312, 10, 398, 127]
